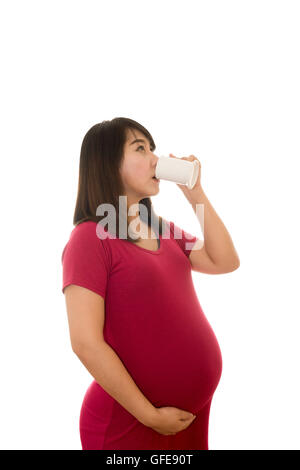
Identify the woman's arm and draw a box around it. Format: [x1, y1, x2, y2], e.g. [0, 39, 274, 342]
[189, 186, 240, 272]
[74, 340, 157, 427]
[169, 153, 240, 273]
[64, 284, 157, 428]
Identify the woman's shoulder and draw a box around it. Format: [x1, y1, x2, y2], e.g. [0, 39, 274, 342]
[70, 220, 111, 241]
[61, 221, 110, 263]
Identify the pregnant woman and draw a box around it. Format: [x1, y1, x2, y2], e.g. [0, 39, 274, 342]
[61, 117, 240, 450]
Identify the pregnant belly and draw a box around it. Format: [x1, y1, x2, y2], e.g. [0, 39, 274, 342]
[108, 304, 223, 414]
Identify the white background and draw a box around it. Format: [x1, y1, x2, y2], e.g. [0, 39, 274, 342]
[1, 0, 299, 450]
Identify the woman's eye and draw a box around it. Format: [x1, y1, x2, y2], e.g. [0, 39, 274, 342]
[137, 145, 153, 152]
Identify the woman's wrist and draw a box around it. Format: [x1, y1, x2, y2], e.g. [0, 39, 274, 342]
[188, 185, 205, 205]
[139, 404, 160, 427]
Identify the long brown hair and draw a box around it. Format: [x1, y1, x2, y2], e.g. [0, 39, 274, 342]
[73, 117, 168, 243]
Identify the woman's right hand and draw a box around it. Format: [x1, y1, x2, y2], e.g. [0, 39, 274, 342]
[146, 406, 197, 436]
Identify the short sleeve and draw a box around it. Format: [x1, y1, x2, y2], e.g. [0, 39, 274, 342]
[169, 220, 200, 257]
[61, 222, 110, 299]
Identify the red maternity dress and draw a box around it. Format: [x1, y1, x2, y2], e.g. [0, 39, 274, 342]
[61, 219, 222, 450]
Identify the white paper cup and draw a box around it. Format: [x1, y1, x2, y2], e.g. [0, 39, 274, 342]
[155, 156, 199, 189]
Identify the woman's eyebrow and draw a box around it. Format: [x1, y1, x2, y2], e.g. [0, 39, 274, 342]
[130, 139, 150, 146]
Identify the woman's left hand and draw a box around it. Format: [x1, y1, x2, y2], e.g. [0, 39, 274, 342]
[169, 153, 202, 203]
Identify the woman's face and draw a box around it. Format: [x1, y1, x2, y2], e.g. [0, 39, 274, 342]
[120, 128, 160, 207]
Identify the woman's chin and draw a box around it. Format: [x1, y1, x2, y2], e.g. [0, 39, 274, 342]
[150, 179, 160, 190]
[149, 186, 160, 195]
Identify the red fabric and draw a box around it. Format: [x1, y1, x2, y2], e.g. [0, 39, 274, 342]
[61, 220, 222, 450]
